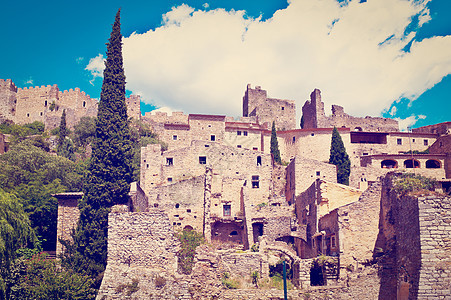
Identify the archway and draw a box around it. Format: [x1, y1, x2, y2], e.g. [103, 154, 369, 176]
[404, 159, 420, 168]
[381, 159, 397, 169]
[425, 159, 440, 169]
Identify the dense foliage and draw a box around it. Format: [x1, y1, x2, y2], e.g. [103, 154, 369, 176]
[7, 254, 94, 300]
[300, 114, 304, 129]
[0, 141, 85, 251]
[392, 173, 436, 195]
[329, 127, 351, 185]
[176, 229, 204, 275]
[67, 9, 134, 288]
[270, 121, 282, 165]
[0, 190, 36, 299]
[56, 110, 75, 161]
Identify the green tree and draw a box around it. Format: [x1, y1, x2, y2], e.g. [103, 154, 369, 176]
[0, 189, 36, 299]
[68, 9, 134, 287]
[57, 109, 67, 150]
[300, 114, 304, 129]
[7, 253, 94, 300]
[270, 121, 282, 165]
[329, 127, 351, 185]
[73, 117, 96, 148]
[56, 110, 75, 161]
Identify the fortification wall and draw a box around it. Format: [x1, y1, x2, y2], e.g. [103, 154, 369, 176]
[413, 122, 451, 136]
[0, 79, 17, 121]
[126, 94, 141, 120]
[55, 193, 82, 256]
[302, 88, 399, 132]
[243, 84, 296, 131]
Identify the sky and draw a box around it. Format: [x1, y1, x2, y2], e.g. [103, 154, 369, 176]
[1, 0, 450, 130]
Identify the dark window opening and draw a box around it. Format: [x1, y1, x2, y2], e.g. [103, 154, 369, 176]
[404, 159, 420, 168]
[27, 113, 30, 117]
[183, 225, 193, 231]
[424, 139, 428, 146]
[237, 131, 241, 135]
[316, 171, 320, 176]
[397, 138, 402, 145]
[211, 135, 216, 141]
[187, 209, 191, 213]
[293, 136, 296, 142]
[175, 203, 180, 208]
[243, 131, 248, 136]
[40, 112, 43, 116]
[237, 145, 242, 148]
[166, 157, 173, 165]
[252, 223, 264, 243]
[230, 231, 238, 236]
[381, 160, 397, 169]
[173, 135, 177, 140]
[311, 133, 314, 136]
[426, 160, 440, 169]
[257, 156, 262, 166]
[223, 204, 231, 216]
[45, 101, 47, 106]
[252, 175, 259, 188]
[281, 106, 284, 110]
[83, 101, 86, 107]
[146, 164, 149, 168]
[412, 139, 415, 143]
[253, 147, 258, 151]
[167, 177, 172, 182]
[199, 156, 207, 164]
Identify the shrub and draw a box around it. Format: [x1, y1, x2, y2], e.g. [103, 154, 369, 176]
[176, 229, 204, 274]
[154, 275, 166, 288]
[221, 272, 240, 289]
[392, 173, 435, 195]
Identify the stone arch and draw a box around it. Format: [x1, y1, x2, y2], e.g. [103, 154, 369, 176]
[183, 225, 193, 231]
[404, 159, 420, 168]
[381, 159, 398, 169]
[425, 159, 440, 169]
[354, 127, 363, 131]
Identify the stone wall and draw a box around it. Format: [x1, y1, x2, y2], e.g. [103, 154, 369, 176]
[376, 173, 451, 300]
[55, 192, 82, 256]
[302, 88, 399, 132]
[243, 84, 296, 131]
[413, 121, 451, 136]
[430, 134, 451, 179]
[0, 79, 17, 121]
[0, 133, 7, 154]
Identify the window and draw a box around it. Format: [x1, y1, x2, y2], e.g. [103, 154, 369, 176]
[146, 164, 149, 168]
[293, 136, 296, 142]
[316, 171, 320, 176]
[187, 209, 191, 213]
[412, 139, 415, 143]
[173, 135, 178, 140]
[175, 203, 180, 208]
[199, 156, 207, 164]
[83, 101, 86, 107]
[223, 204, 231, 216]
[331, 235, 336, 249]
[40, 112, 43, 116]
[167, 177, 172, 182]
[257, 156, 262, 166]
[211, 135, 216, 141]
[45, 101, 47, 106]
[166, 157, 173, 165]
[252, 176, 259, 188]
[397, 138, 402, 145]
[237, 145, 242, 148]
[425, 160, 440, 169]
[311, 133, 314, 136]
[424, 139, 428, 146]
[253, 147, 258, 151]
[243, 131, 248, 136]
[27, 113, 30, 117]
[281, 106, 284, 110]
[237, 131, 242, 135]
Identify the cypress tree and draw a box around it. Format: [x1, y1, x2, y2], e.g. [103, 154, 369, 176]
[57, 109, 67, 151]
[270, 121, 282, 164]
[329, 127, 351, 185]
[69, 9, 133, 286]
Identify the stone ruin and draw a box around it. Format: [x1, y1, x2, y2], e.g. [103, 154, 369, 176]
[48, 83, 451, 299]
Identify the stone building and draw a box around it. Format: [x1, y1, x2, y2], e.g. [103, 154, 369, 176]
[0, 78, 141, 129]
[302, 88, 399, 132]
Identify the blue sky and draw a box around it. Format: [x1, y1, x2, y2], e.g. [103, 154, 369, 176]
[1, 0, 450, 130]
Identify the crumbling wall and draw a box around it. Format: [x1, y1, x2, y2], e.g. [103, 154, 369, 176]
[302, 88, 398, 132]
[55, 193, 83, 256]
[243, 84, 296, 131]
[376, 173, 451, 300]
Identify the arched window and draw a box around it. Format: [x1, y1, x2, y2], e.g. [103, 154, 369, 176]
[425, 160, 440, 169]
[354, 127, 363, 132]
[404, 159, 420, 168]
[381, 160, 397, 169]
[183, 225, 193, 231]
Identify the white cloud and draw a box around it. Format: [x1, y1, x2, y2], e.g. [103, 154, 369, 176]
[118, 0, 451, 124]
[389, 106, 397, 116]
[24, 78, 33, 85]
[396, 114, 427, 131]
[85, 54, 105, 85]
[149, 106, 175, 115]
[76, 57, 84, 64]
